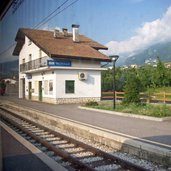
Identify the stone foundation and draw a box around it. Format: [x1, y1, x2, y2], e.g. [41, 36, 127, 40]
[55, 97, 100, 104]
[25, 95, 100, 104]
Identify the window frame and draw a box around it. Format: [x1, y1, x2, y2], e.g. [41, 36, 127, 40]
[65, 80, 75, 94]
[28, 39, 32, 46]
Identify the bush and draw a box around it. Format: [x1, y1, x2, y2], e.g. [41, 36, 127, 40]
[123, 70, 141, 105]
[85, 101, 98, 106]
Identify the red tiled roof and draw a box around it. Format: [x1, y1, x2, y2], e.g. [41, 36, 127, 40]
[13, 28, 111, 62]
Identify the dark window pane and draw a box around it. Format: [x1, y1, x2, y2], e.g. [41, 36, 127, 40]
[65, 80, 75, 93]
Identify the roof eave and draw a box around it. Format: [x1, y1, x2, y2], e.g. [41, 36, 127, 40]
[93, 47, 108, 50]
[51, 54, 111, 62]
[13, 28, 50, 57]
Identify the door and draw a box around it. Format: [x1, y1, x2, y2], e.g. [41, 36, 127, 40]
[28, 82, 32, 100]
[39, 81, 42, 101]
[22, 78, 25, 98]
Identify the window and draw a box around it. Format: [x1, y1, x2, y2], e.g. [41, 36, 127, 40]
[29, 54, 32, 61]
[39, 49, 42, 58]
[49, 80, 53, 95]
[22, 58, 25, 64]
[28, 39, 32, 45]
[44, 80, 48, 95]
[65, 80, 75, 94]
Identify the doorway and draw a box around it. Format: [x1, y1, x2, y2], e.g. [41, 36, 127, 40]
[22, 78, 25, 98]
[28, 82, 32, 100]
[39, 81, 42, 101]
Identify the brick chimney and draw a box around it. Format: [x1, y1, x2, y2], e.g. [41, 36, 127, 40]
[54, 29, 60, 38]
[62, 28, 68, 36]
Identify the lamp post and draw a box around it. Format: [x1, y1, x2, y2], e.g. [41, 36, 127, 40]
[110, 55, 119, 110]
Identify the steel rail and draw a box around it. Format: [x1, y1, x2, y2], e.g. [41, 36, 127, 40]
[0, 107, 149, 171]
[0, 113, 95, 171]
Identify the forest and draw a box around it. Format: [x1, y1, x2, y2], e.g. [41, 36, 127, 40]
[101, 58, 171, 93]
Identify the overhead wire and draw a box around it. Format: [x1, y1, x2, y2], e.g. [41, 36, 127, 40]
[34, 0, 70, 29]
[35, 0, 80, 29]
[0, 0, 80, 57]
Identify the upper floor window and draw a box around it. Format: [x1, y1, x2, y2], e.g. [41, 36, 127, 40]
[39, 49, 42, 58]
[29, 54, 32, 61]
[28, 39, 32, 45]
[22, 58, 25, 64]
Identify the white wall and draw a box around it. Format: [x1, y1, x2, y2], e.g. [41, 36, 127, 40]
[25, 71, 56, 98]
[72, 59, 101, 68]
[19, 36, 47, 98]
[55, 70, 101, 98]
[19, 36, 47, 64]
[18, 36, 103, 101]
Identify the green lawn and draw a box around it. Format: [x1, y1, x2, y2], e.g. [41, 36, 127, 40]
[85, 101, 171, 118]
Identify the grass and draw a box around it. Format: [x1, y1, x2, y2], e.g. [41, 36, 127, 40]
[85, 101, 171, 118]
[146, 87, 171, 101]
[147, 87, 171, 93]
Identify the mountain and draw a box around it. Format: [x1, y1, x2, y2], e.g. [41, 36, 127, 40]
[0, 60, 18, 78]
[124, 42, 171, 65]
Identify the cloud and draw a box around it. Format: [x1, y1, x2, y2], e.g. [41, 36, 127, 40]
[104, 6, 171, 59]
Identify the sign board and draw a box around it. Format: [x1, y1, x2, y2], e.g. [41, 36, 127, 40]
[47, 60, 71, 67]
[26, 74, 32, 79]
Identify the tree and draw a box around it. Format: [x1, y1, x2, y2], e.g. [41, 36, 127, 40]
[101, 69, 113, 91]
[154, 57, 168, 87]
[123, 69, 141, 105]
[101, 58, 171, 94]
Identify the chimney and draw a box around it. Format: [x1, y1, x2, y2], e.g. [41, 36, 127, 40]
[54, 29, 60, 38]
[72, 24, 80, 42]
[62, 28, 68, 36]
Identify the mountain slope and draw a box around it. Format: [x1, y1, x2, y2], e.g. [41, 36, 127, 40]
[0, 60, 18, 77]
[125, 42, 171, 65]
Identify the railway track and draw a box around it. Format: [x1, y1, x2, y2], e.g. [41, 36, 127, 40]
[0, 107, 149, 171]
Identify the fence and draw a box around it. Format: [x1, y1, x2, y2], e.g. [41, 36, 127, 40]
[5, 83, 19, 96]
[101, 91, 171, 104]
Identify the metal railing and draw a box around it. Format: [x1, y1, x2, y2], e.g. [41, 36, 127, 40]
[20, 56, 48, 72]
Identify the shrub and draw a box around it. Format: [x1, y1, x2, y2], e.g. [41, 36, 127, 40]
[123, 70, 141, 105]
[85, 101, 98, 106]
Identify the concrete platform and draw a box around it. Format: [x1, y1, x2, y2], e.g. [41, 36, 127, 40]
[0, 96, 171, 165]
[0, 120, 67, 171]
[1, 96, 171, 145]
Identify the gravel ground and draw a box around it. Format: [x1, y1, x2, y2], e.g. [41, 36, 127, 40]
[50, 126, 168, 171]
[95, 164, 121, 171]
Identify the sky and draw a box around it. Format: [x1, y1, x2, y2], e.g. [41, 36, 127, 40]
[0, 0, 171, 62]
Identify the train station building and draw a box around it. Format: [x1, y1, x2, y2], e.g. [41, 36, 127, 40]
[13, 25, 111, 104]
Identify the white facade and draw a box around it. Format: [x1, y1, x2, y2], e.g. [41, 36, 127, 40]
[19, 36, 105, 104]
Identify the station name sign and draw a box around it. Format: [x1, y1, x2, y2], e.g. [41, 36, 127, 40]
[26, 74, 32, 79]
[47, 60, 71, 67]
